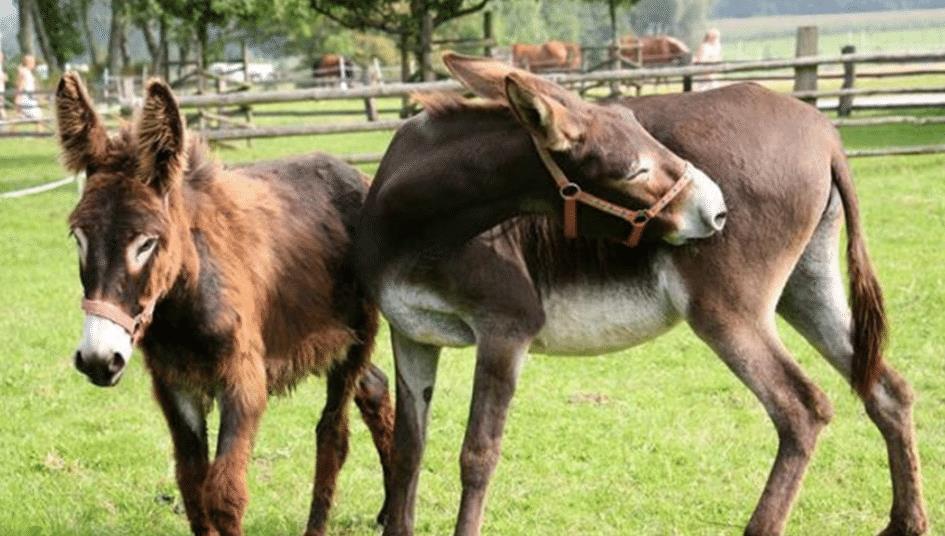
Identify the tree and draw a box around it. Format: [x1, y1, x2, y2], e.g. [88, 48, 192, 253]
[77, 0, 103, 71]
[106, 0, 130, 74]
[309, 0, 494, 82]
[34, 0, 85, 70]
[17, 0, 36, 56]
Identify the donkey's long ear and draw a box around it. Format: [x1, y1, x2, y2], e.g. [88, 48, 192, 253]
[137, 79, 186, 194]
[442, 52, 514, 101]
[504, 73, 583, 151]
[56, 72, 108, 172]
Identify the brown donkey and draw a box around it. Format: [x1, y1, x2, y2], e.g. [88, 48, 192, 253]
[355, 54, 926, 535]
[58, 73, 393, 536]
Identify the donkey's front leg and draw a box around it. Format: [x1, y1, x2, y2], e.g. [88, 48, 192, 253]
[454, 336, 530, 536]
[382, 330, 441, 536]
[153, 378, 215, 536]
[205, 358, 268, 536]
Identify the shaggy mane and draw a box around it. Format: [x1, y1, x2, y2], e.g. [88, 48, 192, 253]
[411, 91, 509, 118]
[99, 123, 220, 185]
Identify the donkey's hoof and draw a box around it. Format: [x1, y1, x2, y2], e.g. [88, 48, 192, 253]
[375, 505, 389, 526]
[878, 515, 929, 536]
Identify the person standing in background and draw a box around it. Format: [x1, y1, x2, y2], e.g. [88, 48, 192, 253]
[694, 29, 722, 91]
[15, 54, 43, 127]
[0, 51, 7, 121]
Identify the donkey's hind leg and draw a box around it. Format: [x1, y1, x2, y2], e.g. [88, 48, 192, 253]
[305, 307, 380, 536]
[690, 313, 834, 536]
[354, 363, 395, 526]
[778, 191, 927, 535]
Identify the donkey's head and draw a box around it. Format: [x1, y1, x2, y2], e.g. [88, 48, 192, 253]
[443, 53, 726, 245]
[59, 73, 190, 386]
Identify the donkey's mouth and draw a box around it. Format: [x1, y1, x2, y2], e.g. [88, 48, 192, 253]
[88, 370, 124, 388]
[75, 351, 126, 387]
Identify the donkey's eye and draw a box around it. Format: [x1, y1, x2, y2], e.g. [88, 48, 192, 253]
[128, 235, 159, 272]
[72, 228, 89, 266]
[625, 168, 650, 182]
[138, 238, 158, 256]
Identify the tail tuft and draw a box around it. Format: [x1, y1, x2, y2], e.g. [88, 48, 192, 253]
[832, 153, 886, 397]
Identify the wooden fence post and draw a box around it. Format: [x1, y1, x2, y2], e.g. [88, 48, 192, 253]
[241, 39, 253, 146]
[483, 11, 493, 57]
[793, 26, 819, 106]
[838, 44, 856, 117]
[681, 52, 693, 92]
[363, 62, 379, 122]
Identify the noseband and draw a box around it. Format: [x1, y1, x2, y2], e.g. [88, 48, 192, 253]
[529, 135, 693, 247]
[81, 298, 157, 345]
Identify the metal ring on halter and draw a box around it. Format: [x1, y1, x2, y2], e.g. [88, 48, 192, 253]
[559, 182, 581, 199]
[632, 211, 649, 225]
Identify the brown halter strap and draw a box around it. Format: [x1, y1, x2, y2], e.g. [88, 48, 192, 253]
[529, 134, 693, 247]
[81, 297, 157, 345]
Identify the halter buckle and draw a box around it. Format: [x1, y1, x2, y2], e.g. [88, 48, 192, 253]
[559, 182, 581, 199]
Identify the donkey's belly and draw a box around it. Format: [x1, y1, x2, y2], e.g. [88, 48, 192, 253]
[531, 280, 683, 355]
[378, 252, 689, 355]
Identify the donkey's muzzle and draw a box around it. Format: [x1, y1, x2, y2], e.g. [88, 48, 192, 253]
[75, 350, 126, 387]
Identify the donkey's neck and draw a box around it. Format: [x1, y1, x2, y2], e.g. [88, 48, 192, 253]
[367, 111, 556, 260]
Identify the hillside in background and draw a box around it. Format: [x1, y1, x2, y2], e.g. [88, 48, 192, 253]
[713, 0, 945, 17]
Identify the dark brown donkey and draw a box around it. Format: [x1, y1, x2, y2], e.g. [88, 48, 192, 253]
[355, 54, 926, 535]
[58, 73, 393, 536]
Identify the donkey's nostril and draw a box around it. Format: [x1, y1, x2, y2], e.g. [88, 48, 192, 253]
[109, 353, 126, 373]
[712, 211, 727, 231]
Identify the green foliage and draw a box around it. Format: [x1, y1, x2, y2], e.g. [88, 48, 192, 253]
[33, 0, 85, 68]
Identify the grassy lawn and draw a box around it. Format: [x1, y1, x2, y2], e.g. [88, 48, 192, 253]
[1, 102, 944, 535]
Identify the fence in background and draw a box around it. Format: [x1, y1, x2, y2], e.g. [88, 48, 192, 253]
[2, 27, 945, 166]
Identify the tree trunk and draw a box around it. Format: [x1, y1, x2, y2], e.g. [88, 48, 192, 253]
[399, 31, 410, 117]
[18, 0, 36, 56]
[197, 20, 210, 72]
[30, 0, 57, 69]
[609, 0, 620, 95]
[420, 11, 433, 82]
[160, 17, 170, 81]
[138, 19, 162, 74]
[79, 0, 102, 70]
[107, 0, 128, 74]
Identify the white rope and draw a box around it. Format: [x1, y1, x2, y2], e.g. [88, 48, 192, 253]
[0, 174, 82, 199]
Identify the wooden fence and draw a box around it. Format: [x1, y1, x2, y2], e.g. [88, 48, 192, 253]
[174, 47, 945, 165]
[3, 39, 945, 163]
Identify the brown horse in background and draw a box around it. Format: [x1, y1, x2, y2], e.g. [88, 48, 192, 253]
[58, 73, 393, 536]
[313, 53, 353, 82]
[512, 40, 581, 72]
[620, 34, 690, 65]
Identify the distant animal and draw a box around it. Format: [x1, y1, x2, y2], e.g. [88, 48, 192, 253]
[356, 53, 927, 536]
[620, 34, 690, 66]
[512, 40, 581, 72]
[57, 72, 393, 536]
[313, 53, 353, 80]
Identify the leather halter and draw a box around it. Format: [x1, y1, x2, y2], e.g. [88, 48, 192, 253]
[529, 134, 693, 247]
[81, 297, 157, 345]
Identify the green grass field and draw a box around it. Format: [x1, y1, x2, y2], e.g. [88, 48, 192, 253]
[1, 100, 944, 535]
[713, 8, 945, 60]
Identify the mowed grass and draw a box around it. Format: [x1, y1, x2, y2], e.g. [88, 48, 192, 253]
[713, 7, 945, 60]
[1, 104, 944, 535]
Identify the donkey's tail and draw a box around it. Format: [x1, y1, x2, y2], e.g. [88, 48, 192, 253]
[831, 151, 886, 397]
